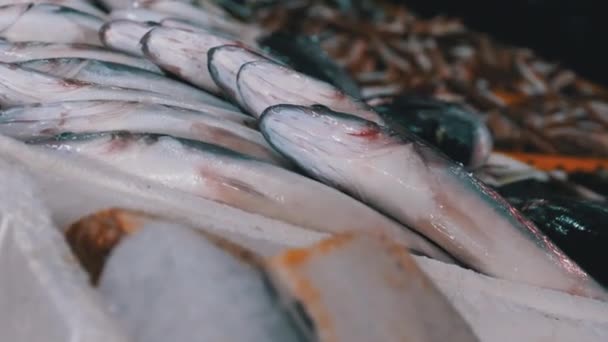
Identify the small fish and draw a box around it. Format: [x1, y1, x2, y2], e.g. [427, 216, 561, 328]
[99, 20, 157, 57]
[33, 131, 453, 262]
[0, 101, 280, 164]
[109, 8, 170, 22]
[0, 40, 161, 73]
[268, 233, 479, 342]
[97, 222, 308, 342]
[0, 63, 247, 116]
[0, 0, 107, 18]
[236, 60, 382, 123]
[260, 104, 607, 299]
[372, 96, 493, 169]
[141, 26, 235, 94]
[19, 58, 237, 110]
[208, 44, 269, 106]
[0, 4, 103, 45]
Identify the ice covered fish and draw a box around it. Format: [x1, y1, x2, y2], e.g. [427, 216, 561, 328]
[0, 4, 103, 45]
[236, 60, 382, 123]
[0, 0, 106, 18]
[34, 131, 452, 261]
[97, 221, 307, 342]
[0, 63, 247, 115]
[141, 26, 235, 94]
[0, 40, 161, 73]
[260, 104, 607, 299]
[268, 233, 478, 342]
[208, 44, 269, 106]
[19, 58, 236, 110]
[0, 101, 279, 164]
[99, 20, 157, 57]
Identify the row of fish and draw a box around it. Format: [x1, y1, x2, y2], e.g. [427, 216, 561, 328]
[0, 0, 606, 341]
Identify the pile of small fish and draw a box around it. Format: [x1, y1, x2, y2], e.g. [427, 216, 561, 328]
[1, 1, 607, 341]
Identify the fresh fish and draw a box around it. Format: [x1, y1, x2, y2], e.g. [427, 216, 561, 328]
[18, 58, 237, 110]
[109, 8, 170, 22]
[510, 197, 608, 287]
[0, 4, 103, 45]
[0, 40, 161, 73]
[268, 233, 479, 342]
[0, 62, 247, 116]
[208, 44, 269, 106]
[372, 96, 493, 169]
[99, 20, 157, 57]
[236, 60, 382, 123]
[97, 222, 308, 342]
[260, 104, 607, 299]
[0, 0, 106, 18]
[33, 131, 453, 262]
[141, 26, 234, 94]
[258, 31, 362, 99]
[0, 101, 278, 163]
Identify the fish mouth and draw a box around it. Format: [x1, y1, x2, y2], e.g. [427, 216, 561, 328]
[260, 104, 398, 164]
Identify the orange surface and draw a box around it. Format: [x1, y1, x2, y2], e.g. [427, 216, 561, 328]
[497, 151, 608, 172]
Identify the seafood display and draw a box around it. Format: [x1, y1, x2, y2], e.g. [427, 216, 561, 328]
[0, 0, 607, 341]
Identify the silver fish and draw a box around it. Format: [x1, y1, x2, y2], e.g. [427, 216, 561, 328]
[33, 131, 453, 262]
[0, 4, 103, 45]
[236, 60, 382, 123]
[268, 233, 479, 342]
[141, 26, 234, 94]
[0, 101, 281, 165]
[99, 20, 157, 57]
[109, 8, 173, 22]
[98, 222, 307, 342]
[0, 62, 247, 116]
[208, 45, 269, 107]
[0, 40, 161, 73]
[0, 0, 107, 18]
[19, 58, 237, 110]
[259, 104, 608, 300]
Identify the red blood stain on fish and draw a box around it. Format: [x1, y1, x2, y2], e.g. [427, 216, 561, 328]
[59, 78, 90, 88]
[104, 136, 133, 154]
[347, 124, 381, 140]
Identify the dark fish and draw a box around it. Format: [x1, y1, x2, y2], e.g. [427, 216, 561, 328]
[372, 96, 493, 169]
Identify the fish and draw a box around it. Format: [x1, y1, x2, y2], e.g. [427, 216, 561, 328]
[0, 40, 162, 73]
[0, 0, 107, 18]
[32, 131, 453, 262]
[18, 58, 237, 110]
[0, 62, 248, 116]
[142, 26, 236, 94]
[99, 20, 157, 57]
[109, 8, 170, 22]
[97, 222, 308, 342]
[0, 101, 282, 164]
[0, 4, 103, 45]
[267, 233, 479, 342]
[208, 44, 269, 106]
[372, 96, 493, 169]
[510, 197, 608, 287]
[236, 60, 382, 123]
[259, 104, 608, 299]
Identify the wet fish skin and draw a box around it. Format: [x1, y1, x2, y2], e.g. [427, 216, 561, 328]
[0, 0, 107, 18]
[98, 222, 307, 342]
[19, 58, 237, 110]
[33, 131, 453, 262]
[236, 60, 383, 123]
[141, 26, 235, 94]
[259, 104, 608, 299]
[99, 20, 157, 57]
[0, 101, 279, 165]
[0, 3, 103, 45]
[268, 233, 479, 342]
[0, 62, 248, 117]
[109, 8, 169, 22]
[208, 44, 269, 106]
[0, 40, 161, 73]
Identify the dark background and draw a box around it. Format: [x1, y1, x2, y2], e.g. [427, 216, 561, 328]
[402, 0, 608, 86]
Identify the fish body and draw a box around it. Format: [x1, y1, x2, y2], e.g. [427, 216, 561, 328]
[0, 101, 280, 164]
[34, 131, 452, 261]
[260, 104, 607, 299]
[0, 4, 103, 45]
[99, 20, 157, 57]
[0, 0, 106, 18]
[19, 58, 237, 110]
